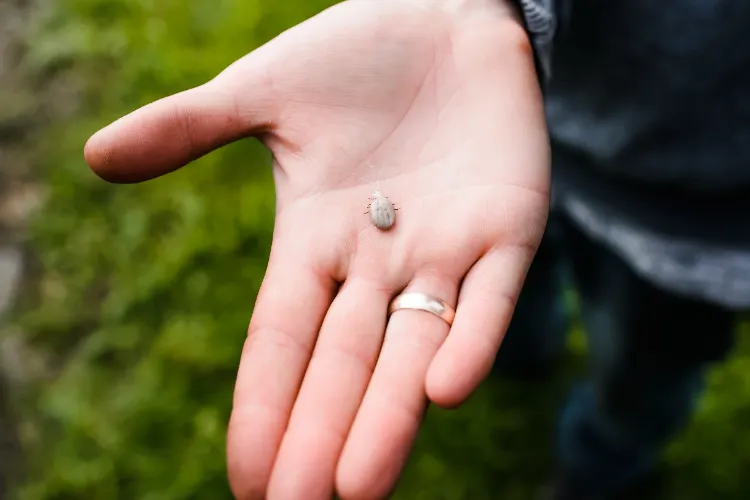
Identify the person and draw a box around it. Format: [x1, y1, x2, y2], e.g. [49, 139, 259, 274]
[82, 0, 750, 498]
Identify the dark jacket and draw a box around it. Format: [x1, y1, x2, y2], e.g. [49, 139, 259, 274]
[516, 0, 750, 308]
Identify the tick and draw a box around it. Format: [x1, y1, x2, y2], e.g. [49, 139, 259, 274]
[365, 188, 397, 230]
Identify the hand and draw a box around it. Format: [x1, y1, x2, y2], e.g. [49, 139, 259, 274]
[84, 0, 550, 497]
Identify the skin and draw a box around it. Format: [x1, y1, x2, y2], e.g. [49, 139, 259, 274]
[83, 0, 550, 498]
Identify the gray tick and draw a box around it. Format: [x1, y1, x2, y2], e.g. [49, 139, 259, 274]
[365, 188, 398, 230]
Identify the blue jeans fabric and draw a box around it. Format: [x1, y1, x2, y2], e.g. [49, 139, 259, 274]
[496, 211, 737, 495]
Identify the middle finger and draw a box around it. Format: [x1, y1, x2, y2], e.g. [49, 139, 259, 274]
[267, 276, 391, 499]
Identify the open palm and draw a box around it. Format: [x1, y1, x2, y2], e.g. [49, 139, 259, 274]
[85, 0, 550, 498]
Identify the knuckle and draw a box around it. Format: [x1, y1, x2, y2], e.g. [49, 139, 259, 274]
[245, 325, 311, 355]
[313, 339, 377, 378]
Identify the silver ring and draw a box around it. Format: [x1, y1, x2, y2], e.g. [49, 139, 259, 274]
[388, 292, 455, 326]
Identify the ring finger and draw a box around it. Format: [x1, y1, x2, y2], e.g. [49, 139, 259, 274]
[335, 271, 459, 499]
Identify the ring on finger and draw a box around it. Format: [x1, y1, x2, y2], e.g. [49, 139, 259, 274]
[388, 292, 455, 326]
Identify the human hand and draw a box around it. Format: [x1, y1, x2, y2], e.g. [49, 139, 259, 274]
[84, 0, 550, 497]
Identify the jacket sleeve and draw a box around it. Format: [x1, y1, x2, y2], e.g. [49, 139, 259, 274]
[512, 0, 569, 85]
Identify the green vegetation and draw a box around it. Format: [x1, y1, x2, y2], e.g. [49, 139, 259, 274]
[12, 0, 750, 498]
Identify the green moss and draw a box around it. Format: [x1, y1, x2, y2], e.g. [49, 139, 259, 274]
[14, 1, 750, 498]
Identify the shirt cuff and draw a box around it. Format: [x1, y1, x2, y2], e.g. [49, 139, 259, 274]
[512, 0, 564, 86]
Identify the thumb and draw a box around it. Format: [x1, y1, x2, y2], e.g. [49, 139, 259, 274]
[84, 67, 276, 184]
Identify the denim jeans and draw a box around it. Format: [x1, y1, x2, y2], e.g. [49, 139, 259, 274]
[495, 211, 738, 495]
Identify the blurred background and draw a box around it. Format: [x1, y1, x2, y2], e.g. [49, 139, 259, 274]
[2, 0, 750, 498]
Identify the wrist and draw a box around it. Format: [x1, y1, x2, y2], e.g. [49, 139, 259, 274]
[393, 0, 522, 20]
[438, 0, 532, 54]
[354, 0, 538, 88]
[441, 0, 521, 17]
[437, 0, 544, 103]
[440, 0, 536, 67]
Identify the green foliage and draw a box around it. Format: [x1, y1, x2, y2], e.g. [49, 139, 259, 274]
[17, 1, 332, 498]
[14, 0, 750, 498]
